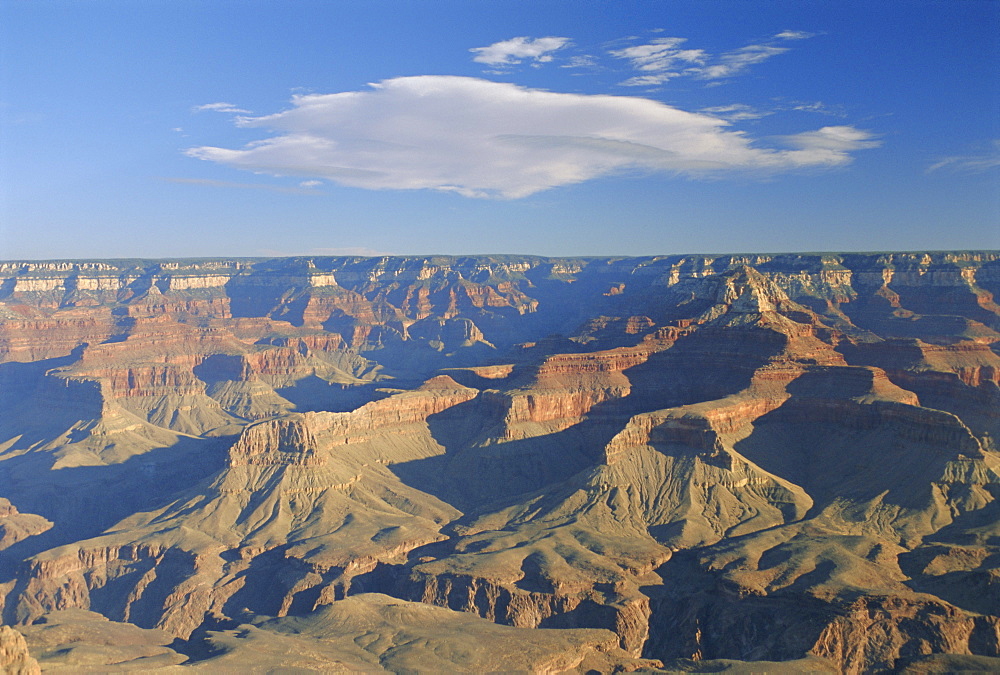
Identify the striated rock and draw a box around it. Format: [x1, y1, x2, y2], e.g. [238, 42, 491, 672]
[0, 309, 117, 362]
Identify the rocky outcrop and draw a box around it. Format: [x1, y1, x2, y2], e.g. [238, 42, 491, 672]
[228, 418, 322, 466]
[648, 580, 1000, 673]
[0, 309, 117, 362]
[181, 592, 662, 672]
[0, 499, 53, 551]
[16, 609, 187, 670]
[393, 569, 654, 655]
[811, 596, 1000, 673]
[0, 625, 40, 675]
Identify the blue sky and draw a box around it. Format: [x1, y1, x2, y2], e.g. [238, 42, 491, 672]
[1, 0, 997, 259]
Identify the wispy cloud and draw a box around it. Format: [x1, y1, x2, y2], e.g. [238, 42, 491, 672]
[927, 141, 1000, 173]
[775, 30, 816, 40]
[610, 37, 706, 85]
[470, 36, 570, 66]
[610, 37, 706, 72]
[788, 101, 845, 116]
[700, 104, 772, 121]
[692, 44, 789, 80]
[162, 177, 321, 194]
[194, 102, 251, 114]
[185, 76, 879, 199]
[561, 55, 598, 69]
[702, 100, 845, 122]
[775, 126, 881, 164]
[780, 125, 881, 148]
[611, 31, 813, 86]
[618, 74, 671, 87]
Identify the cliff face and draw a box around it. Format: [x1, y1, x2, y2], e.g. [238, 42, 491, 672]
[1, 252, 999, 671]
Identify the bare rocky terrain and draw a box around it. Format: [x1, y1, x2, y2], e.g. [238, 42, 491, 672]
[0, 252, 998, 673]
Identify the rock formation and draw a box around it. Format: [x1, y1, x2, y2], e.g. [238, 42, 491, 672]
[1, 252, 999, 672]
[0, 625, 40, 675]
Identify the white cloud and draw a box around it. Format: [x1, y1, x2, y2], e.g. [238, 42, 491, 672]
[691, 44, 789, 80]
[470, 36, 570, 66]
[610, 38, 706, 72]
[185, 76, 879, 199]
[299, 179, 323, 187]
[775, 30, 815, 40]
[774, 126, 882, 165]
[561, 55, 598, 69]
[927, 140, 1000, 173]
[701, 100, 843, 122]
[610, 38, 706, 85]
[620, 74, 675, 87]
[789, 101, 844, 116]
[700, 104, 772, 121]
[195, 102, 251, 114]
[611, 31, 813, 85]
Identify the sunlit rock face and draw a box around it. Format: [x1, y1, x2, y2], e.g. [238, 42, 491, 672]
[1, 252, 999, 672]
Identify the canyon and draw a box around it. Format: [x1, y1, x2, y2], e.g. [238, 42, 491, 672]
[0, 252, 998, 673]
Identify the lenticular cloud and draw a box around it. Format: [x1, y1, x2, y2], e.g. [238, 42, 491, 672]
[186, 76, 878, 198]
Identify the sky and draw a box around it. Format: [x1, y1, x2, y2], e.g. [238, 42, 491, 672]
[1, 0, 998, 260]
